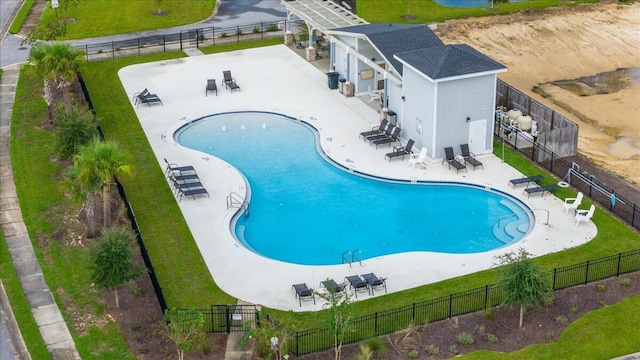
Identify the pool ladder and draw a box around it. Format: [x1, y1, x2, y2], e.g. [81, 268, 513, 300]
[342, 249, 362, 268]
[226, 191, 249, 217]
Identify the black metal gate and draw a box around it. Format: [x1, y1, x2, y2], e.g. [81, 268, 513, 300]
[208, 304, 259, 333]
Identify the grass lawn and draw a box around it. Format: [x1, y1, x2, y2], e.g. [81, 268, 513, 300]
[39, 0, 215, 40]
[10, 67, 136, 360]
[8, 0, 35, 34]
[356, 0, 600, 23]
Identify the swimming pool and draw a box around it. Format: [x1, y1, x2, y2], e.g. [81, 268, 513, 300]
[175, 112, 532, 265]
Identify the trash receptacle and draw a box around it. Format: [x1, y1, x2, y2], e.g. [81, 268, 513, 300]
[327, 72, 339, 89]
[338, 78, 346, 93]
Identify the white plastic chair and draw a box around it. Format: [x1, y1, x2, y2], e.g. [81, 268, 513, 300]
[367, 85, 383, 103]
[562, 192, 583, 214]
[408, 147, 427, 169]
[574, 204, 595, 226]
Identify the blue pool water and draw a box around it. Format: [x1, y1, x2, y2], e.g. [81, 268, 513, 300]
[175, 112, 531, 265]
[434, 0, 527, 8]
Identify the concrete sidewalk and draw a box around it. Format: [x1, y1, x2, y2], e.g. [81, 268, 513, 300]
[1, 65, 81, 360]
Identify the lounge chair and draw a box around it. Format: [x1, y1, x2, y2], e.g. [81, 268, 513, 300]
[132, 88, 158, 104]
[574, 204, 595, 226]
[385, 139, 414, 161]
[367, 85, 383, 103]
[366, 123, 395, 143]
[442, 147, 466, 173]
[170, 177, 205, 195]
[460, 144, 483, 170]
[523, 183, 559, 198]
[362, 273, 387, 296]
[222, 71, 240, 92]
[562, 192, 583, 214]
[205, 79, 217, 97]
[164, 158, 196, 176]
[345, 275, 369, 298]
[509, 175, 544, 188]
[408, 147, 428, 169]
[359, 119, 388, 140]
[134, 89, 163, 108]
[320, 279, 347, 296]
[371, 127, 401, 149]
[174, 183, 209, 202]
[292, 283, 315, 306]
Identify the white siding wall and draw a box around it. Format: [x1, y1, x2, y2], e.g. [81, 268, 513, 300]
[433, 75, 497, 158]
[398, 69, 436, 157]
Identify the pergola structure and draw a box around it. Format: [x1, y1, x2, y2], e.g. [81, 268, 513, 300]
[282, 0, 368, 61]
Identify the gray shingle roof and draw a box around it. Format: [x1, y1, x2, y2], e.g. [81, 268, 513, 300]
[334, 24, 444, 75]
[395, 44, 507, 80]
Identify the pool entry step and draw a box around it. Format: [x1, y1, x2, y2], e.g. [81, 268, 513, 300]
[342, 249, 362, 267]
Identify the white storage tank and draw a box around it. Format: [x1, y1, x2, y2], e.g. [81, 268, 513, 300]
[517, 115, 532, 131]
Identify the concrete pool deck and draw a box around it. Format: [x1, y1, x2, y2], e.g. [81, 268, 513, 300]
[118, 45, 596, 311]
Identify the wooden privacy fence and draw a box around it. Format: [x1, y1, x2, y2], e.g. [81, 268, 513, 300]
[496, 79, 578, 160]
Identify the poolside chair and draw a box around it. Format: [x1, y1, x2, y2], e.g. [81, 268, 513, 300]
[345, 275, 369, 298]
[509, 175, 543, 188]
[292, 283, 315, 306]
[523, 183, 559, 198]
[442, 147, 466, 173]
[174, 183, 209, 202]
[574, 204, 595, 226]
[562, 192, 584, 214]
[134, 89, 163, 108]
[372, 127, 401, 149]
[362, 273, 387, 296]
[223, 70, 240, 92]
[460, 144, 483, 170]
[205, 79, 217, 97]
[320, 279, 347, 296]
[164, 158, 196, 176]
[367, 85, 383, 103]
[408, 147, 428, 169]
[359, 119, 388, 140]
[385, 139, 414, 161]
[132, 88, 157, 104]
[366, 123, 395, 143]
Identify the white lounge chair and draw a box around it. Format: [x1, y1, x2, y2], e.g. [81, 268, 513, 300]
[408, 147, 427, 169]
[367, 85, 383, 103]
[562, 192, 583, 214]
[574, 204, 595, 226]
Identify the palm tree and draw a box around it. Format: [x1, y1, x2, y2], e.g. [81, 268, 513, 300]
[65, 163, 101, 237]
[73, 138, 132, 229]
[28, 42, 84, 114]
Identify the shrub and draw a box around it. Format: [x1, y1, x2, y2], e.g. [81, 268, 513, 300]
[52, 105, 99, 160]
[546, 331, 554, 339]
[267, 24, 279, 32]
[97, 49, 103, 54]
[456, 331, 474, 345]
[599, 300, 606, 307]
[197, 34, 205, 41]
[484, 307, 494, 319]
[571, 305, 579, 313]
[236, 28, 243, 35]
[407, 349, 419, 359]
[221, 32, 227, 37]
[555, 315, 568, 325]
[365, 337, 386, 355]
[620, 278, 631, 287]
[487, 333, 498, 343]
[253, 27, 260, 33]
[542, 294, 554, 307]
[449, 345, 459, 355]
[425, 344, 439, 355]
[352, 344, 373, 360]
[597, 284, 606, 292]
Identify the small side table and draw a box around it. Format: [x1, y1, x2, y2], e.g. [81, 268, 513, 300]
[387, 111, 397, 125]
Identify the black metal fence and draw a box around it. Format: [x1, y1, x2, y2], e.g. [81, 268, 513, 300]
[189, 249, 640, 356]
[73, 19, 301, 62]
[494, 118, 640, 231]
[77, 74, 168, 311]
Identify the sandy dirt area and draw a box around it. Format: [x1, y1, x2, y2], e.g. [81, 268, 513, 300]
[435, 1, 640, 185]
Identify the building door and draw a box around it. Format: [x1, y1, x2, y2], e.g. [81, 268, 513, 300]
[468, 119, 487, 154]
